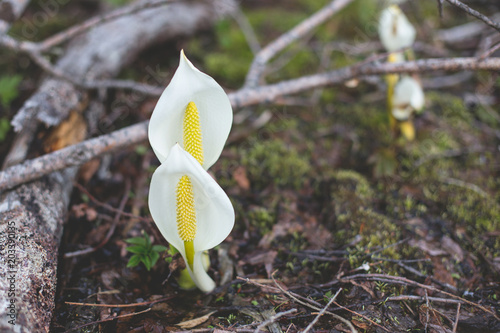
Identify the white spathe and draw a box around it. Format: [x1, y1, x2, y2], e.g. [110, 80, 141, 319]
[379, 5, 416, 52]
[149, 50, 233, 169]
[148, 144, 235, 292]
[392, 76, 425, 120]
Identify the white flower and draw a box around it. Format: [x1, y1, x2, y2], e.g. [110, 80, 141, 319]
[148, 144, 235, 292]
[392, 76, 425, 120]
[149, 50, 233, 169]
[379, 5, 416, 52]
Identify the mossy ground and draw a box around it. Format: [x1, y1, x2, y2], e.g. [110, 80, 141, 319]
[10, 0, 495, 331]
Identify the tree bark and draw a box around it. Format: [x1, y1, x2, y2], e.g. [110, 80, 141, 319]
[0, 1, 235, 332]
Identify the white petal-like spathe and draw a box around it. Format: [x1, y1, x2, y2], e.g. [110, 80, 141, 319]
[148, 144, 234, 291]
[379, 5, 416, 52]
[149, 50, 233, 169]
[186, 251, 216, 293]
[392, 76, 425, 120]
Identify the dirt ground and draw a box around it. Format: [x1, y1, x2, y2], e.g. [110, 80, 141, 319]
[1, 0, 499, 332]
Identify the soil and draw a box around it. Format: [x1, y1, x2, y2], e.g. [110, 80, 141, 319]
[1, 0, 499, 332]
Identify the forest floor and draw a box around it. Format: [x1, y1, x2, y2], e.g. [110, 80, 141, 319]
[1, 0, 500, 332]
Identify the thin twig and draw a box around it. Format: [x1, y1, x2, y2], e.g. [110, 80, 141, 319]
[341, 273, 499, 320]
[384, 295, 463, 304]
[65, 296, 173, 308]
[443, 0, 500, 33]
[424, 291, 430, 333]
[73, 182, 151, 223]
[54, 56, 500, 96]
[452, 303, 460, 333]
[479, 42, 500, 60]
[244, 0, 354, 87]
[64, 308, 151, 332]
[302, 289, 342, 333]
[238, 276, 357, 332]
[253, 308, 297, 333]
[64, 179, 131, 258]
[332, 300, 391, 332]
[37, 0, 173, 51]
[0, 121, 148, 193]
[2, 56, 500, 192]
[396, 262, 458, 293]
[271, 275, 358, 333]
[231, 6, 261, 55]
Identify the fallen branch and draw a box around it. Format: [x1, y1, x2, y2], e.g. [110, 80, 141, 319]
[65, 296, 173, 308]
[0, 121, 146, 192]
[1, 55, 500, 192]
[243, 0, 354, 87]
[302, 289, 341, 333]
[443, 0, 500, 33]
[253, 308, 297, 333]
[65, 308, 151, 332]
[341, 273, 499, 320]
[34, 55, 500, 99]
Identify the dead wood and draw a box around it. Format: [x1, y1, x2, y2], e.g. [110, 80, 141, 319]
[1, 56, 500, 193]
[0, 1, 236, 331]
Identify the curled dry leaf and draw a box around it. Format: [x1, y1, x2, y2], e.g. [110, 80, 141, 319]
[43, 111, 87, 152]
[176, 311, 216, 329]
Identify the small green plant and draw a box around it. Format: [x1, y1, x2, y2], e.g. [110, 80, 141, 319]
[0, 117, 11, 142]
[0, 75, 22, 108]
[125, 232, 167, 271]
[220, 313, 237, 325]
[323, 290, 334, 302]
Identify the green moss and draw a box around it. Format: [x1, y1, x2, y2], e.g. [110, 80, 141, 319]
[190, 19, 253, 87]
[247, 206, 275, 235]
[426, 92, 476, 133]
[332, 170, 374, 200]
[247, 9, 308, 39]
[268, 49, 318, 82]
[205, 52, 250, 86]
[241, 138, 311, 190]
[445, 188, 500, 256]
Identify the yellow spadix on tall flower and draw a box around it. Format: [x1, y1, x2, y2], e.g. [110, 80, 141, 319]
[148, 51, 234, 292]
[149, 50, 233, 169]
[149, 145, 234, 292]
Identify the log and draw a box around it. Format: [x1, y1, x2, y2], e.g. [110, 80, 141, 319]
[0, 1, 235, 331]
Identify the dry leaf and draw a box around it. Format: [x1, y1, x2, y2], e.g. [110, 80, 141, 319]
[440, 236, 464, 261]
[233, 166, 250, 190]
[44, 111, 87, 152]
[176, 311, 216, 329]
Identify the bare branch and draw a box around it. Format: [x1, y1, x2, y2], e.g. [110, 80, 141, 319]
[443, 0, 500, 33]
[36, 0, 174, 51]
[0, 122, 147, 192]
[302, 289, 342, 333]
[253, 308, 297, 333]
[59, 56, 500, 99]
[230, 6, 261, 55]
[243, 0, 354, 88]
[1, 56, 500, 191]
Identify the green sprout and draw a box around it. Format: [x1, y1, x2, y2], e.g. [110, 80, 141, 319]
[125, 232, 167, 271]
